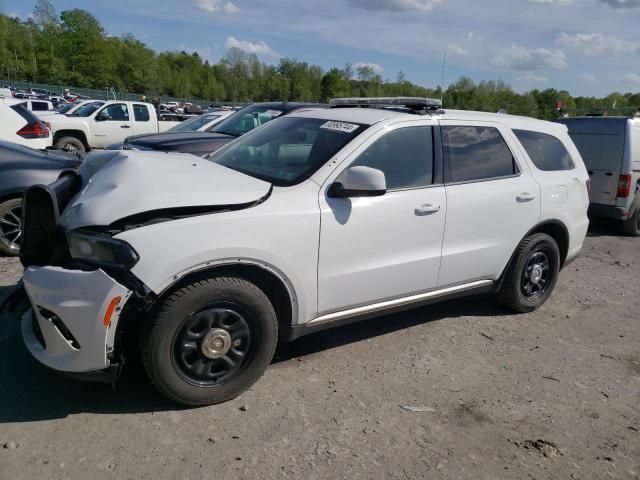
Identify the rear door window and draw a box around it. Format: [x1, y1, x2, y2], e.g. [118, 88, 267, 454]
[513, 130, 575, 171]
[568, 133, 623, 171]
[31, 101, 49, 111]
[133, 104, 150, 122]
[442, 126, 518, 183]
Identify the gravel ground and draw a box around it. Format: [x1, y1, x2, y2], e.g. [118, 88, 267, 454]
[0, 222, 638, 480]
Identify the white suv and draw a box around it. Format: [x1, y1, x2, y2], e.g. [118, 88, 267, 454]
[16, 98, 589, 405]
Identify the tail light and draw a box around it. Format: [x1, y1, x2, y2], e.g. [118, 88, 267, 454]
[616, 174, 632, 199]
[16, 122, 50, 139]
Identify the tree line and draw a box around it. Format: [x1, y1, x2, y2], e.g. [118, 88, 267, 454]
[1, 1, 639, 120]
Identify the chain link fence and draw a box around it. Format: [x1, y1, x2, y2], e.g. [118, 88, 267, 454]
[1, 79, 248, 108]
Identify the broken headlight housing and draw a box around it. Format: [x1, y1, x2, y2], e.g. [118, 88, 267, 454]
[66, 229, 139, 271]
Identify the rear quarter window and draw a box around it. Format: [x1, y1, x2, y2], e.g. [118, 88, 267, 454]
[513, 130, 575, 171]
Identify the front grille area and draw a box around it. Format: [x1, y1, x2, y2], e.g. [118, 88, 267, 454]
[38, 307, 81, 350]
[21, 172, 81, 268]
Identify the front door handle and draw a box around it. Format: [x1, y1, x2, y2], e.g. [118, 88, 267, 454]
[516, 193, 536, 203]
[415, 204, 441, 216]
[121, 125, 131, 129]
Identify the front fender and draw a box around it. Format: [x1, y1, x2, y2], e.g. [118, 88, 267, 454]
[114, 185, 321, 324]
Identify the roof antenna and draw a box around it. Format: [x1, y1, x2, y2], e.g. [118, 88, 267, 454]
[440, 51, 447, 106]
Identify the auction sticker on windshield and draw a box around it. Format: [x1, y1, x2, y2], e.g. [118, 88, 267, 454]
[320, 121, 359, 133]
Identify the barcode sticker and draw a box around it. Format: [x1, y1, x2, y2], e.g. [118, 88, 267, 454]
[320, 121, 359, 133]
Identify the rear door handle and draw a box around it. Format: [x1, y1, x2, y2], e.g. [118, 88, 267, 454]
[415, 204, 441, 216]
[516, 193, 536, 203]
[121, 125, 131, 129]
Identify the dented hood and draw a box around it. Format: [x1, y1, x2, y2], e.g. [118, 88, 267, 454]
[60, 150, 271, 229]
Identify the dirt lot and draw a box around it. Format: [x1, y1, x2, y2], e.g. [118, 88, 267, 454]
[0, 222, 638, 480]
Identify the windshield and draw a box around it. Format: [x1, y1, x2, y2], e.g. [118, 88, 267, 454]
[68, 101, 104, 117]
[169, 113, 224, 132]
[56, 103, 74, 113]
[209, 116, 366, 186]
[209, 105, 285, 137]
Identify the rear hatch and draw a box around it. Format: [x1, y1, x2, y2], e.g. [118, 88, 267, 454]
[558, 117, 627, 206]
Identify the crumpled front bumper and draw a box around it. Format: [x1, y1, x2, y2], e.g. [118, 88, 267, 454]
[21, 266, 132, 374]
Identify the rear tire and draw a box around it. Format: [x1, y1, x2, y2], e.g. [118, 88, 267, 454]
[497, 233, 561, 313]
[623, 207, 640, 236]
[55, 136, 86, 153]
[141, 275, 278, 406]
[0, 198, 22, 256]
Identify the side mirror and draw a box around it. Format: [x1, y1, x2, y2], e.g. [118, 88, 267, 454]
[328, 166, 387, 198]
[96, 110, 110, 121]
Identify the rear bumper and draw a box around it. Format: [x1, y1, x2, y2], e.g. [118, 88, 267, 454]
[21, 266, 132, 374]
[588, 203, 628, 221]
[565, 215, 590, 266]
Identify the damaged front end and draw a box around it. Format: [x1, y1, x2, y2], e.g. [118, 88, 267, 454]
[15, 169, 143, 380]
[13, 150, 274, 382]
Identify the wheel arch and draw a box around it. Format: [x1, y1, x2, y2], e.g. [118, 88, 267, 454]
[153, 261, 298, 340]
[0, 189, 25, 205]
[53, 130, 89, 150]
[496, 219, 570, 291]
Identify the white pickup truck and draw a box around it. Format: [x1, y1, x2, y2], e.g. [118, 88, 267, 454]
[46, 100, 174, 152]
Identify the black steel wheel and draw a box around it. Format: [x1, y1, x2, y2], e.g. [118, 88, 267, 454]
[141, 275, 277, 406]
[497, 233, 560, 313]
[521, 251, 551, 300]
[172, 304, 253, 386]
[0, 198, 22, 256]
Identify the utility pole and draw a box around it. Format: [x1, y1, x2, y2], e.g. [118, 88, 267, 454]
[440, 51, 447, 105]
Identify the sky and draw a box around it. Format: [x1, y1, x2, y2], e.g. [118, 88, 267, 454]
[3, 0, 640, 96]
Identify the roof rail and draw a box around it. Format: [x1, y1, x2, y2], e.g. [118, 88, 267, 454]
[329, 97, 443, 113]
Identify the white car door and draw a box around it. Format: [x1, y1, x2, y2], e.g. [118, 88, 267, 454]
[437, 121, 541, 287]
[131, 104, 157, 136]
[317, 121, 446, 315]
[91, 103, 133, 148]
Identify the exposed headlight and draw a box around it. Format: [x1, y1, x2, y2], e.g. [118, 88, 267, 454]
[66, 230, 139, 271]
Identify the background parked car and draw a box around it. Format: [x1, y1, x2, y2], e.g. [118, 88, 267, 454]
[123, 102, 324, 157]
[557, 115, 640, 235]
[16, 99, 54, 112]
[47, 100, 173, 152]
[167, 110, 234, 133]
[35, 99, 104, 120]
[0, 141, 81, 255]
[0, 99, 52, 150]
[47, 95, 69, 108]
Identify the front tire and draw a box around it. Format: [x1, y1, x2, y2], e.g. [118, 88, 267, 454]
[0, 198, 22, 256]
[497, 233, 561, 313]
[141, 275, 278, 406]
[623, 207, 640, 236]
[55, 136, 86, 153]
